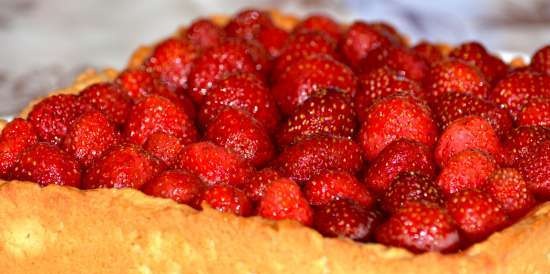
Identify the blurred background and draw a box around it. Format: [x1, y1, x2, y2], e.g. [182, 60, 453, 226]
[1, 0, 549, 117]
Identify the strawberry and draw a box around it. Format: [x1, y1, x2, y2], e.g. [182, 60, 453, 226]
[448, 42, 507, 83]
[530, 45, 550, 75]
[203, 185, 253, 217]
[358, 93, 438, 161]
[446, 190, 508, 243]
[275, 136, 363, 183]
[375, 202, 460, 253]
[425, 59, 489, 103]
[412, 41, 445, 64]
[339, 21, 391, 69]
[12, 143, 81, 187]
[363, 139, 436, 195]
[205, 107, 275, 167]
[435, 115, 503, 167]
[82, 144, 164, 189]
[303, 170, 374, 207]
[371, 21, 407, 46]
[431, 91, 513, 137]
[518, 140, 550, 200]
[224, 9, 273, 41]
[28, 94, 90, 145]
[272, 55, 357, 115]
[143, 37, 198, 90]
[141, 169, 205, 209]
[381, 172, 443, 214]
[517, 97, 550, 127]
[62, 111, 120, 168]
[174, 142, 253, 187]
[276, 90, 357, 147]
[123, 95, 197, 146]
[184, 18, 224, 51]
[436, 149, 497, 196]
[502, 126, 550, 166]
[143, 132, 184, 167]
[0, 118, 38, 178]
[358, 46, 429, 82]
[256, 25, 288, 58]
[484, 168, 537, 219]
[199, 73, 280, 133]
[78, 82, 132, 125]
[242, 168, 281, 203]
[314, 199, 381, 241]
[294, 14, 341, 41]
[226, 39, 271, 76]
[258, 178, 313, 226]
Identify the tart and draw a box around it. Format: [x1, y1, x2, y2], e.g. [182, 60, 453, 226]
[1, 9, 549, 274]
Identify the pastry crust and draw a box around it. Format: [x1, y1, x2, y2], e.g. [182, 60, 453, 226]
[0, 11, 547, 274]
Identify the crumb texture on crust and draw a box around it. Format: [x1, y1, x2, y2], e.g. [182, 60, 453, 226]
[0, 181, 548, 274]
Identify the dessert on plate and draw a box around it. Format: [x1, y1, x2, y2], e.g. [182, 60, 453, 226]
[0, 9, 549, 274]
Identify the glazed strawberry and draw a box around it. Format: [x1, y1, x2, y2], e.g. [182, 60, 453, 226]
[304, 170, 373, 208]
[82, 144, 164, 189]
[436, 149, 497, 196]
[314, 199, 381, 242]
[205, 107, 275, 167]
[446, 190, 508, 242]
[448, 42, 507, 83]
[27, 94, 90, 145]
[518, 140, 550, 200]
[339, 21, 391, 69]
[174, 142, 253, 187]
[77, 82, 132, 125]
[12, 143, 81, 187]
[358, 46, 429, 82]
[431, 92, 513, 137]
[226, 39, 271, 76]
[143, 37, 198, 90]
[412, 41, 445, 64]
[425, 59, 489, 102]
[517, 97, 550, 127]
[142, 169, 205, 209]
[375, 202, 460, 253]
[358, 93, 438, 161]
[62, 111, 120, 168]
[502, 126, 550, 166]
[256, 25, 288, 58]
[381, 172, 443, 214]
[371, 21, 406, 46]
[275, 136, 363, 183]
[258, 178, 313, 226]
[294, 14, 341, 41]
[123, 95, 197, 146]
[0, 119, 38, 178]
[484, 168, 536, 219]
[363, 139, 436, 195]
[199, 73, 280, 133]
[276, 90, 357, 147]
[184, 19, 224, 51]
[203, 185, 253, 216]
[435, 115, 503, 167]
[242, 168, 281, 203]
[530, 45, 550, 75]
[272, 55, 357, 115]
[143, 132, 184, 167]
[224, 9, 273, 41]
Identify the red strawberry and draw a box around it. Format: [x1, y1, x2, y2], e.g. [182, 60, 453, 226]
[174, 142, 253, 187]
[358, 93, 438, 161]
[226, 39, 271, 76]
[199, 73, 280, 133]
[12, 143, 81, 187]
[370, 21, 407, 46]
[448, 42, 507, 83]
[205, 107, 275, 167]
[381, 172, 443, 214]
[375, 202, 460, 253]
[363, 139, 436, 195]
[203, 185, 253, 217]
[143, 37, 198, 90]
[272, 55, 357, 115]
[359, 46, 429, 82]
[435, 115, 503, 167]
[425, 59, 489, 102]
[82, 144, 164, 189]
[116, 68, 156, 100]
[339, 21, 391, 69]
[143, 132, 184, 167]
[0, 118, 38, 178]
[123, 95, 197, 146]
[304, 170, 373, 207]
[256, 25, 289, 58]
[242, 168, 281, 203]
[184, 18, 224, 51]
[518, 140, 550, 200]
[78, 82, 132, 125]
[224, 9, 273, 41]
[436, 149, 497, 196]
[446, 190, 508, 242]
[431, 91, 513, 137]
[276, 90, 357, 147]
[530, 45, 550, 75]
[294, 14, 341, 41]
[258, 178, 313, 226]
[502, 126, 550, 166]
[484, 168, 537, 219]
[517, 97, 550, 127]
[412, 41, 445, 64]
[275, 136, 363, 183]
[314, 199, 381, 242]
[62, 111, 120, 168]
[141, 169, 205, 209]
